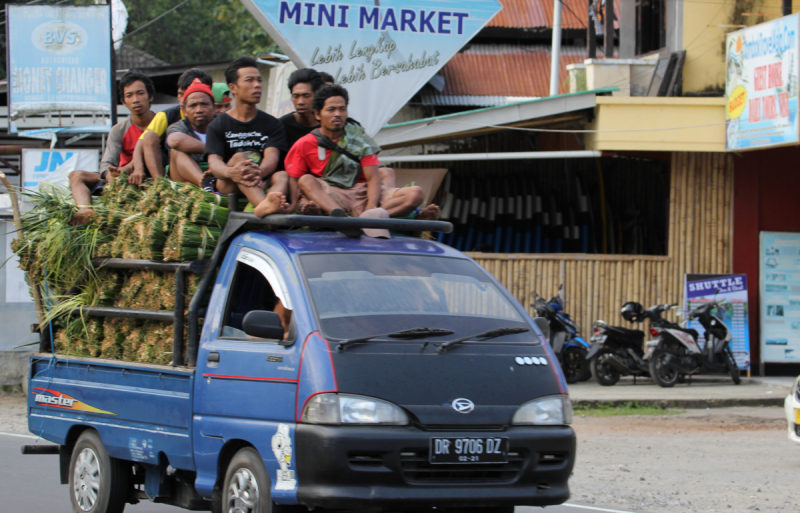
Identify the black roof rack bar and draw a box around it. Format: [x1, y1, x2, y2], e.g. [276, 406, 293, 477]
[229, 212, 454, 233]
[91, 258, 207, 273]
[78, 306, 175, 322]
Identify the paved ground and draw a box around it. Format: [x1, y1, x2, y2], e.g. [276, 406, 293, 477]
[568, 375, 793, 408]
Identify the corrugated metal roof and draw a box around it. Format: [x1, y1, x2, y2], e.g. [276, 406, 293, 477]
[420, 93, 539, 107]
[439, 45, 588, 97]
[487, 0, 620, 30]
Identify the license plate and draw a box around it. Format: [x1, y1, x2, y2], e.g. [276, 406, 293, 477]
[591, 335, 607, 344]
[795, 408, 800, 425]
[429, 437, 508, 464]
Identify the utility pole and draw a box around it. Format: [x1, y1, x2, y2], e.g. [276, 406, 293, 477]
[587, 0, 596, 58]
[604, 0, 614, 58]
[550, 0, 563, 96]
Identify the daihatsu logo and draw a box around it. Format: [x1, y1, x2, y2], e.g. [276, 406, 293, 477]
[452, 398, 474, 414]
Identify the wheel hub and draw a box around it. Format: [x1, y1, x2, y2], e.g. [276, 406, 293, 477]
[73, 448, 101, 512]
[228, 468, 259, 513]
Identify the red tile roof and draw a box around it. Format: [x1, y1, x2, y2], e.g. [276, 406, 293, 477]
[439, 45, 588, 97]
[487, 0, 620, 30]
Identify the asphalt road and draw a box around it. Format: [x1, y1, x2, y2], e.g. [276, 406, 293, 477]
[0, 432, 640, 513]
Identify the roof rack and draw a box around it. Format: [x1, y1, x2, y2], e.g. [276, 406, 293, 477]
[231, 211, 454, 234]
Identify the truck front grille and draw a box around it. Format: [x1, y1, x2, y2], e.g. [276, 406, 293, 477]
[398, 450, 526, 484]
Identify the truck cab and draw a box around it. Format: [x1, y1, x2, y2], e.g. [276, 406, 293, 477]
[28, 214, 575, 513]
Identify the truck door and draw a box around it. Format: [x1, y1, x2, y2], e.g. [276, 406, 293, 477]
[195, 247, 301, 423]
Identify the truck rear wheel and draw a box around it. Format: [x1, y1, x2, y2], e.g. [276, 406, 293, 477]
[223, 447, 272, 513]
[68, 430, 129, 513]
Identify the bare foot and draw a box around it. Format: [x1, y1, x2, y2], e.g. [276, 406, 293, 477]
[72, 207, 96, 226]
[254, 192, 289, 217]
[417, 204, 440, 220]
[300, 201, 322, 216]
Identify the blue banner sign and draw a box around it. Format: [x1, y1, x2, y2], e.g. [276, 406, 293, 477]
[6, 5, 113, 123]
[241, 0, 503, 135]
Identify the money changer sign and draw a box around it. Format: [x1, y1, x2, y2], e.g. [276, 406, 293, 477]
[241, 0, 503, 135]
[6, 4, 113, 124]
[725, 13, 800, 150]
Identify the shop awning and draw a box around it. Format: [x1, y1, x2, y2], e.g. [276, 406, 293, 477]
[375, 87, 616, 150]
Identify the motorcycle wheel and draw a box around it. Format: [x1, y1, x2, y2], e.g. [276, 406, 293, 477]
[724, 346, 741, 385]
[591, 348, 621, 386]
[562, 346, 590, 384]
[649, 348, 679, 388]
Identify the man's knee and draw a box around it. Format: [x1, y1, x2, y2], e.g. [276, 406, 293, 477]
[69, 170, 92, 186]
[227, 152, 249, 166]
[142, 131, 160, 147]
[297, 174, 316, 192]
[404, 185, 425, 206]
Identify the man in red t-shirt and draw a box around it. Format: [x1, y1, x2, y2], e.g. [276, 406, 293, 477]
[277, 84, 436, 221]
[69, 71, 156, 224]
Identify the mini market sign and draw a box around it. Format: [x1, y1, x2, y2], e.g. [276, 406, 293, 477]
[725, 13, 800, 150]
[240, 0, 503, 135]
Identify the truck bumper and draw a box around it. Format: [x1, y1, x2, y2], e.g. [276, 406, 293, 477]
[295, 424, 575, 510]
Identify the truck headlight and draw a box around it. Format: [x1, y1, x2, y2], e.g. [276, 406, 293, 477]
[512, 395, 573, 425]
[302, 393, 409, 425]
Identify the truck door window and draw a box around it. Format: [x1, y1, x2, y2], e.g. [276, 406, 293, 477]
[221, 255, 295, 342]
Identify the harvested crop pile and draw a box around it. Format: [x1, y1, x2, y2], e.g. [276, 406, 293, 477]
[10, 177, 220, 365]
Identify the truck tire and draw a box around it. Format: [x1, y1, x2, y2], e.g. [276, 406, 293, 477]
[591, 348, 621, 386]
[68, 430, 130, 513]
[223, 447, 272, 513]
[649, 348, 679, 388]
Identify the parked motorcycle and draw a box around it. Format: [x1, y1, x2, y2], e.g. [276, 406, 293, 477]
[648, 297, 741, 387]
[588, 302, 680, 386]
[532, 285, 592, 383]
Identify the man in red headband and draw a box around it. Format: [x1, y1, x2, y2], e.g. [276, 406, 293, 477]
[165, 78, 215, 186]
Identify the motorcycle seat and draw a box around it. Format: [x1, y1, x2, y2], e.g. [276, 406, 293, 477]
[607, 326, 645, 341]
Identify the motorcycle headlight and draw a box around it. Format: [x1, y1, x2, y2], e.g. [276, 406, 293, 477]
[302, 393, 409, 425]
[512, 395, 573, 425]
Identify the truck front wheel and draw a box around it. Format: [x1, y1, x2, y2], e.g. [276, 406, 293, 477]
[223, 447, 272, 513]
[68, 430, 129, 513]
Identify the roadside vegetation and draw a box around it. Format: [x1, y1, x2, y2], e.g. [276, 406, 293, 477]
[573, 401, 685, 417]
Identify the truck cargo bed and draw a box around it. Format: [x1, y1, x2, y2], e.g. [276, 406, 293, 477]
[28, 353, 195, 470]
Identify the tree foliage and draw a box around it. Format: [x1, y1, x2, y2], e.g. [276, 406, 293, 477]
[123, 0, 280, 65]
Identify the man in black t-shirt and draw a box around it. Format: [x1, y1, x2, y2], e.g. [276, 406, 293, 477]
[205, 57, 290, 215]
[278, 68, 324, 169]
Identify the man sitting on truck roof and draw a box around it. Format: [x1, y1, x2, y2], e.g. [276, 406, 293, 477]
[128, 69, 213, 185]
[275, 84, 438, 222]
[165, 79, 215, 186]
[278, 68, 324, 172]
[70, 70, 156, 225]
[206, 57, 291, 216]
[212, 83, 233, 115]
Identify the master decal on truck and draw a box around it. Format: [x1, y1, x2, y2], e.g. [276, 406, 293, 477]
[32, 388, 117, 415]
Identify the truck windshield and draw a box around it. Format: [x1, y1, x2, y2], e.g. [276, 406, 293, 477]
[299, 253, 530, 342]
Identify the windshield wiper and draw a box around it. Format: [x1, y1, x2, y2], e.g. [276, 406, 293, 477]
[336, 327, 454, 351]
[434, 327, 530, 354]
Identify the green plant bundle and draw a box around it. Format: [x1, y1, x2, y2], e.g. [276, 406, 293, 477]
[133, 218, 167, 261]
[163, 221, 221, 261]
[94, 271, 123, 306]
[137, 321, 174, 365]
[189, 200, 229, 227]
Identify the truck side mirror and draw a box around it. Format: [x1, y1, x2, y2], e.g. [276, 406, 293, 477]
[242, 310, 285, 340]
[533, 317, 550, 341]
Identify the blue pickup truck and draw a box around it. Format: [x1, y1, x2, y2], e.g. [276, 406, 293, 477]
[26, 212, 575, 513]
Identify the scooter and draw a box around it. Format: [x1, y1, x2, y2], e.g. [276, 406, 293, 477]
[587, 302, 679, 386]
[532, 285, 592, 383]
[648, 297, 741, 387]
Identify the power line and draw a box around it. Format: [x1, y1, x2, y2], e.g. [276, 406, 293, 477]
[114, 0, 192, 43]
[559, 0, 588, 30]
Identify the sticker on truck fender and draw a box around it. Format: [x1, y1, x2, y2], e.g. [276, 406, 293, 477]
[32, 388, 116, 415]
[272, 424, 297, 490]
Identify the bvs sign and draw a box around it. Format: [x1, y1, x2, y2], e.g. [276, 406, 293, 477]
[240, 0, 502, 135]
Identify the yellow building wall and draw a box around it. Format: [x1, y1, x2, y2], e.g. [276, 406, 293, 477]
[682, 1, 800, 93]
[584, 97, 726, 152]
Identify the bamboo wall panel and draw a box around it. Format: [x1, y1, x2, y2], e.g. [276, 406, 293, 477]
[466, 152, 733, 333]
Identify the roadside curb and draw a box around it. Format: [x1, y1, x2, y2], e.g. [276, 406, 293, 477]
[571, 397, 786, 408]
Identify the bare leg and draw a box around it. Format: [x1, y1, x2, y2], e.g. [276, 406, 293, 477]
[380, 185, 425, 217]
[142, 131, 164, 178]
[267, 171, 293, 214]
[215, 153, 268, 207]
[69, 170, 101, 225]
[297, 175, 341, 214]
[169, 150, 205, 186]
[379, 167, 396, 188]
[417, 204, 440, 220]
[253, 191, 289, 217]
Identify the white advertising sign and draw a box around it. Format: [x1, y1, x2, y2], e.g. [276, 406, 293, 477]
[725, 13, 800, 150]
[241, 0, 503, 135]
[21, 149, 99, 193]
[760, 231, 800, 363]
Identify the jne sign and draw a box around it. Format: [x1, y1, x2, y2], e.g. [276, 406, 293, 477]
[241, 0, 503, 135]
